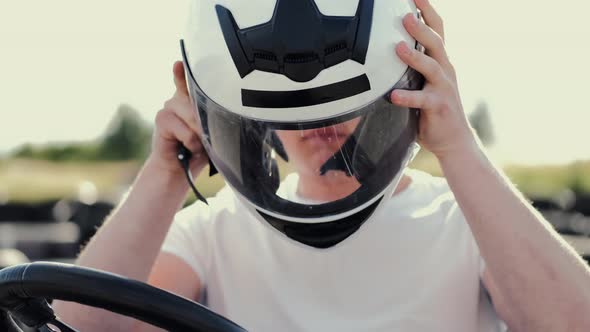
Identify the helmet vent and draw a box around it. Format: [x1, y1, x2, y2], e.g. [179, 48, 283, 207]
[216, 0, 374, 82]
[324, 42, 347, 56]
[284, 53, 319, 64]
[254, 52, 277, 61]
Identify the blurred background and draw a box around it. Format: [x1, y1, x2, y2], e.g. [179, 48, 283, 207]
[0, 0, 589, 272]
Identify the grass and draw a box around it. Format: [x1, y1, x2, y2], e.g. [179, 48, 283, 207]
[0, 159, 140, 203]
[410, 151, 590, 197]
[0, 156, 588, 204]
[505, 161, 590, 197]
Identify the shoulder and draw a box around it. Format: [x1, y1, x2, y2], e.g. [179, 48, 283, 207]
[161, 186, 245, 286]
[394, 169, 482, 262]
[175, 185, 242, 227]
[387, 168, 468, 229]
[405, 168, 450, 196]
[402, 169, 455, 206]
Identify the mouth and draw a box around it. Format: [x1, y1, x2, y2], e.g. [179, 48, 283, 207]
[301, 127, 349, 143]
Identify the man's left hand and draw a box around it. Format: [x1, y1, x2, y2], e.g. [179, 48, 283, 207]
[391, 0, 477, 161]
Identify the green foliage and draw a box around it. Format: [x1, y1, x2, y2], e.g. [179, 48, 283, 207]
[12, 144, 34, 158]
[505, 161, 590, 197]
[567, 162, 590, 194]
[10, 104, 153, 162]
[97, 104, 152, 161]
[13, 143, 100, 162]
[469, 101, 494, 146]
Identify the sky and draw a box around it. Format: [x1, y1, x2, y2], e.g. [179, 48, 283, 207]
[0, 0, 588, 165]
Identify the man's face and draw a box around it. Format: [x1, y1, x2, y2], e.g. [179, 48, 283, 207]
[275, 117, 361, 177]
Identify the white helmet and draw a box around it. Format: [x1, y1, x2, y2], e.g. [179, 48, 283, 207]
[181, 0, 424, 248]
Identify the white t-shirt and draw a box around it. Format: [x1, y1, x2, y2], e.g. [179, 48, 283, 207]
[161, 169, 505, 332]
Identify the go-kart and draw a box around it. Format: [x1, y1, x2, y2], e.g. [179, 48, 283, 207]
[0, 262, 246, 332]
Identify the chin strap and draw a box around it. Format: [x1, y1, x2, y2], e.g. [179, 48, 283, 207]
[319, 119, 371, 181]
[40, 318, 78, 332]
[258, 197, 382, 248]
[177, 144, 218, 205]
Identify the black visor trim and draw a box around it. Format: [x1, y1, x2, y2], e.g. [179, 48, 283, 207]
[242, 74, 371, 108]
[258, 197, 382, 249]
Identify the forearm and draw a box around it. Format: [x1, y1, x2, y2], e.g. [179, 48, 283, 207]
[75, 160, 188, 277]
[439, 142, 590, 329]
[53, 159, 189, 330]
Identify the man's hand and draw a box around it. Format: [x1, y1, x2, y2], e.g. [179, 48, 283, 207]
[53, 62, 209, 331]
[393, 2, 590, 330]
[148, 61, 208, 178]
[391, 0, 476, 161]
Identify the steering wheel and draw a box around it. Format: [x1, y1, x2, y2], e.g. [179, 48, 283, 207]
[0, 262, 247, 332]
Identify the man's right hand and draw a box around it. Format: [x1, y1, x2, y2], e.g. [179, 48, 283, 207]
[52, 61, 210, 331]
[147, 61, 208, 181]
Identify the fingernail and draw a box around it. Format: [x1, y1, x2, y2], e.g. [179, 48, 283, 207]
[406, 13, 417, 26]
[397, 42, 411, 56]
[391, 90, 403, 103]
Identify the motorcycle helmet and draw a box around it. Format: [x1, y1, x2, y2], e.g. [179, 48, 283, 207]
[181, 0, 424, 248]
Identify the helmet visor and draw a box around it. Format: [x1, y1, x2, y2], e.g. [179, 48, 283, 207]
[181, 40, 422, 222]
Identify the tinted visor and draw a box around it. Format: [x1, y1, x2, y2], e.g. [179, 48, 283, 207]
[181, 40, 423, 221]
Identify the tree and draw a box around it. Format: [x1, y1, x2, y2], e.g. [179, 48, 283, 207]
[97, 104, 152, 160]
[10, 104, 152, 161]
[469, 101, 495, 146]
[12, 144, 35, 158]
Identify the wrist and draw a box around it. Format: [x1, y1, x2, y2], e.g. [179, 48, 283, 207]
[140, 157, 190, 196]
[435, 136, 485, 171]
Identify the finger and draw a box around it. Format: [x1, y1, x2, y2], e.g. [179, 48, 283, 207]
[396, 41, 446, 85]
[163, 97, 201, 135]
[390, 89, 436, 110]
[414, 0, 444, 40]
[402, 13, 450, 69]
[156, 110, 203, 154]
[173, 61, 189, 97]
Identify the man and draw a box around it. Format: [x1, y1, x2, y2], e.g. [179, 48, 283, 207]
[54, 0, 590, 331]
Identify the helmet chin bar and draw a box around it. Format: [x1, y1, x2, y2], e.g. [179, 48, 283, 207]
[258, 197, 382, 248]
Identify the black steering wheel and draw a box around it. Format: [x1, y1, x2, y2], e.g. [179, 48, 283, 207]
[0, 262, 247, 332]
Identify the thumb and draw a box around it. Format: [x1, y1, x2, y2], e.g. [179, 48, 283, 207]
[173, 61, 189, 97]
